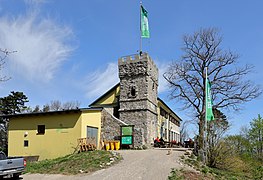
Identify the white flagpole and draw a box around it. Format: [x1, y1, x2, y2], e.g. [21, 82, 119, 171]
[139, 1, 142, 56]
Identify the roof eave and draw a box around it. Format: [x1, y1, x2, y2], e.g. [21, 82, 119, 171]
[157, 97, 182, 121]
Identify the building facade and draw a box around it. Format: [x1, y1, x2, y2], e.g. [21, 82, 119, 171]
[6, 53, 181, 160]
[90, 53, 181, 146]
[7, 108, 102, 160]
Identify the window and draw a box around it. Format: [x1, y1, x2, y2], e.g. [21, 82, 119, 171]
[37, 125, 45, 135]
[131, 86, 136, 97]
[113, 105, 120, 118]
[24, 140, 29, 147]
[160, 108, 168, 118]
[128, 85, 137, 98]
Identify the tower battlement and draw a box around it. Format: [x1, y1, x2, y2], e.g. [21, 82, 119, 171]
[118, 52, 158, 71]
[118, 52, 158, 83]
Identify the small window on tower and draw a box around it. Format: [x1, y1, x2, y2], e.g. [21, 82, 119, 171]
[131, 86, 136, 97]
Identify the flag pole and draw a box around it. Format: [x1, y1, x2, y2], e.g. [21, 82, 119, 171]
[139, 1, 142, 56]
[204, 66, 208, 164]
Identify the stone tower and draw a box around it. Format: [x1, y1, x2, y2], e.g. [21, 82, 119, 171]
[118, 53, 158, 147]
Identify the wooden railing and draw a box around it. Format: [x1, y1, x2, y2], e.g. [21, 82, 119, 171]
[77, 137, 96, 152]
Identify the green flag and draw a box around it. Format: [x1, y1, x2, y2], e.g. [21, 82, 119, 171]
[206, 78, 214, 121]
[141, 5, 150, 38]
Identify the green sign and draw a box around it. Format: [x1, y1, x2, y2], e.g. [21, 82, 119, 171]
[121, 136, 132, 145]
[122, 126, 133, 136]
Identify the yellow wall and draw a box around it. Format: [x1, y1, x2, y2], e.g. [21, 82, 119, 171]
[80, 110, 102, 148]
[157, 101, 180, 140]
[92, 85, 120, 106]
[8, 110, 102, 160]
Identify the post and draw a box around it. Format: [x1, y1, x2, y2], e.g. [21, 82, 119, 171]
[204, 66, 208, 164]
[139, 1, 142, 55]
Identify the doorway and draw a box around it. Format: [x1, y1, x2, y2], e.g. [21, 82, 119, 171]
[87, 126, 98, 147]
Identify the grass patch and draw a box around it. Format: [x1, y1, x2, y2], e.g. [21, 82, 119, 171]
[25, 150, 121, 175]
[168, 168, 213, 180]
[172, 153, 255, 180]
[168, 168, 184, 180]
[207, 167, 251, 180]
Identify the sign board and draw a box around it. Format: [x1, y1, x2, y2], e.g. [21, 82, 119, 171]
[121, 136, 132, 145]
[120, 125, 134, 147]
[122, 126, 133, 136]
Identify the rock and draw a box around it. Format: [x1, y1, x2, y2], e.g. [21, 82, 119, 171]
[184, 150, 192, 155]
[79, 170, 84, 173]
[167, 149, 172, 155]
[112, 152, 117, 156]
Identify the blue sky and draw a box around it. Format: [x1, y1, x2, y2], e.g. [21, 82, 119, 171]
[0, 0, 262, 137]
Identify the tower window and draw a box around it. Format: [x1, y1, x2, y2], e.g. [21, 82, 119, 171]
[131, 86, 136, 96]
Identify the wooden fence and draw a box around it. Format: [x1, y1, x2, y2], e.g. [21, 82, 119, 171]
[77, 137, 96, 152]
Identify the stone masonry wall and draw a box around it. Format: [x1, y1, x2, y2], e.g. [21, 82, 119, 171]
[100, 109, 126, 141]
[118, 109, 158, 146]
[119, 110, 148, 145]
[118, 53, 159, 147]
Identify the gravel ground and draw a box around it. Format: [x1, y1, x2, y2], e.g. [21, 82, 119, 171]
[21, 148, 193, 180]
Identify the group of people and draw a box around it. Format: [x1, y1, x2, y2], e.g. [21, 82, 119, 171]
[153, 136, 165, 147]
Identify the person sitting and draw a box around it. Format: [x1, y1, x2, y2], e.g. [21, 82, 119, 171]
[159, 137, 165, 147]
[154, 137, 160, 147]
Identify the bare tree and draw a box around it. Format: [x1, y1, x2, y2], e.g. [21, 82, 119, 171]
[180, 119, 192, 144]
[42, 104, 50, 112]
[32, 105, 40, 112]
[62, 101, 80, 110]
[0, 48, 16, 82]
[50, 100, 62, 111]
[163, 28, 262, 160]
[40, 100, 81, 112]
[0, 49, 16, 153]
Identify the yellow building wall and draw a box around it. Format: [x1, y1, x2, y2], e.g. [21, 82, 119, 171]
[80, 110, 102, 149]
[157, 101, 180, 140]
[157, 111, 166, 138]
[8, 110, 101, 161]
[157, 101, 166, 137]
[92, 85, 120, 106]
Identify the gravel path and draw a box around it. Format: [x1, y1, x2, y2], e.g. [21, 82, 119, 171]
[21, 148, 193, 180]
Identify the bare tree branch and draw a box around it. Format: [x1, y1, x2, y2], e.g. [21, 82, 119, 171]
[0, 48, 16, 82]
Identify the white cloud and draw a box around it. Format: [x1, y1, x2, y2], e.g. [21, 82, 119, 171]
[0, 11, 75, 82]
[84, 63, 119, 99]
[24, 0, 48, 6]
[156, 61, 170, 94]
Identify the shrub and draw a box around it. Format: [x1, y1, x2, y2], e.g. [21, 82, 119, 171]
[252, 165, 263, 180]
[168, 168, 183, 180]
